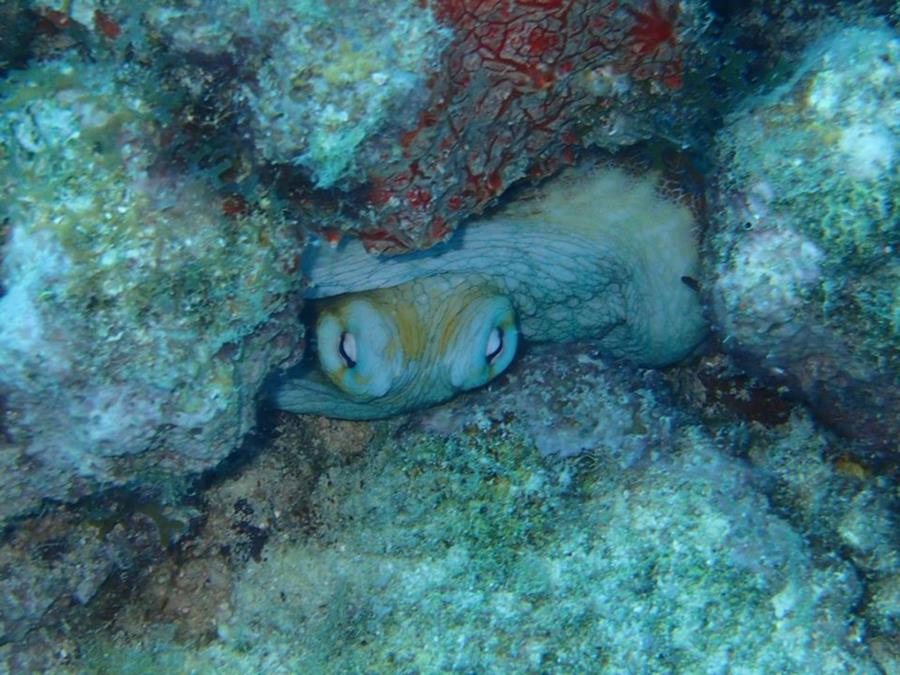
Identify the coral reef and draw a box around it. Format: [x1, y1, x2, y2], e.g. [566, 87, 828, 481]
[0, 410, 375, 671]
[1, 3, 897, 671]
[86, 0, 711, 251]
[244, 1, 452, 191]
[0, 501, 169, 672]
[71, 345, 893, 673]
[335, 0, 711, 251]
[704, 24, 899, 456]
[0, 58, 304, 522]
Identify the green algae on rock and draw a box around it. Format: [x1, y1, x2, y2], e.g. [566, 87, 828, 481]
[0, 57, 304, 522]
[73, 347, 885, 673]
[705, 24, 899, 455]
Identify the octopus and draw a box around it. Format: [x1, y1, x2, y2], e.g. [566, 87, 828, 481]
[273, 163, 706, 419]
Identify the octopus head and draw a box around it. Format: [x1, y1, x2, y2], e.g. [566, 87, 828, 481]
[273, 275, 518, 419]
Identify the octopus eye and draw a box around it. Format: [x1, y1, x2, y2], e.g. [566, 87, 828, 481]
[485, 327, 504, 364]
[339, 331, 357, 368]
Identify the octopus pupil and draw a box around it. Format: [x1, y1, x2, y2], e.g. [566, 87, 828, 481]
[486, 327, 504, 364]
[339, 332, 357, 368]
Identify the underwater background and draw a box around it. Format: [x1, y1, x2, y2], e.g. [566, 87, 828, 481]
[0, 0, 897, 672]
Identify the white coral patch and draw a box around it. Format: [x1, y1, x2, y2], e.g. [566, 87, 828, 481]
[838, 123, 895, 180]
[717, 228, 824, 329]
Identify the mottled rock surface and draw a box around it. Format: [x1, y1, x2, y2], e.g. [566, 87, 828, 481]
[704, 24, 899, 457]
[70, 345, 894, 673]
[0, 59, 304, 521]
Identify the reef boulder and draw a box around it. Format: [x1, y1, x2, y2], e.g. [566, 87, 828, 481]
[704, 24, 899, 457]
[0, 59, 304, 522]
[136, 0, 710, 251]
